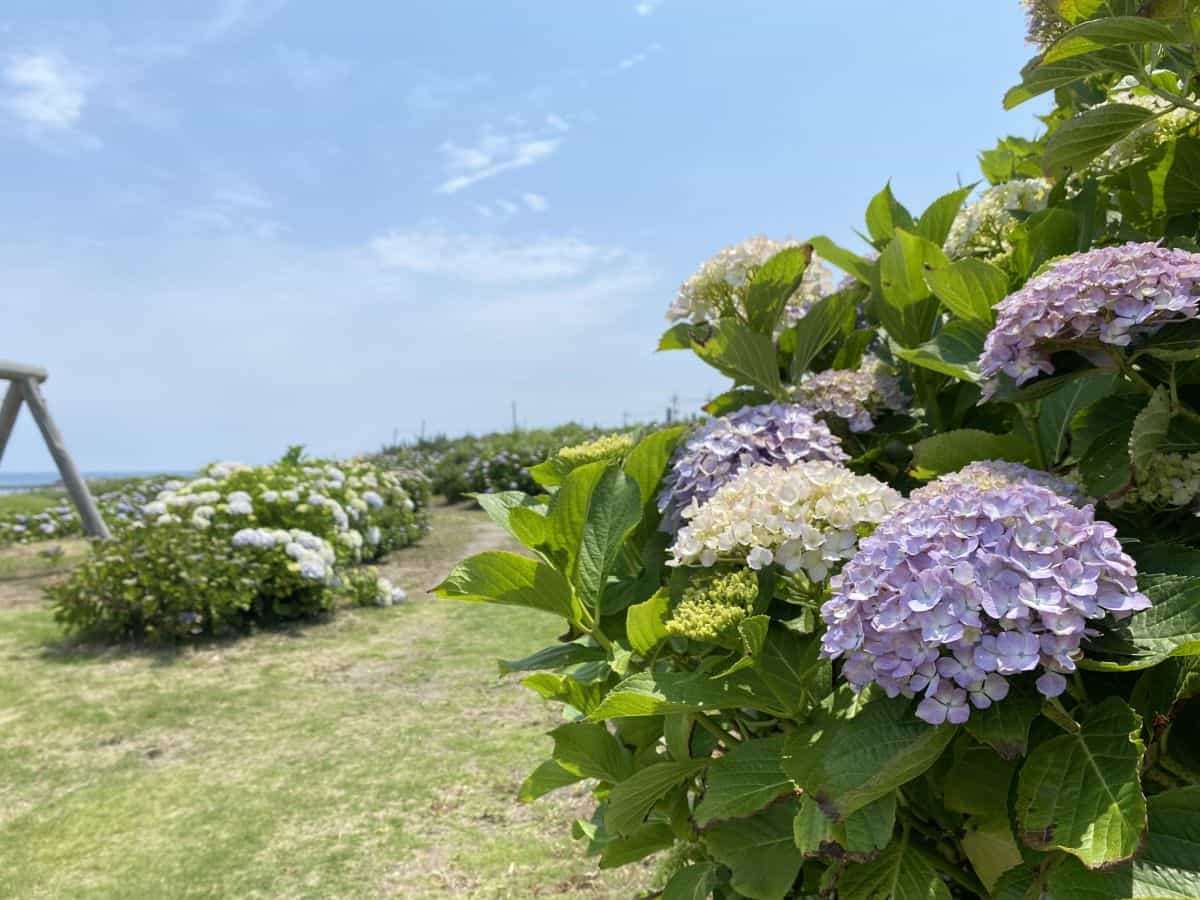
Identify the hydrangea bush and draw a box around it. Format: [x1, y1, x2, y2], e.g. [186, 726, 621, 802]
[49, 453, 429, 640]
[438, 5, 1200, 897]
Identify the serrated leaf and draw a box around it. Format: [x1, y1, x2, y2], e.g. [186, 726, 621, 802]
[606, 758, 708, 835]
[837, 829, 952, 900]
[499, 641, 605, 676]
[550, 721, 634, 783]
[944, 745, 1016, 818]
[782, 697, 956, 821]
[875, 229, 949, 348]
[808, 235, 874, 283]
[691, 318, 784, 397]
[964, 684, 1041, 760]
[576, 466, 643, 615]
[1004, 47, 1141, 109]
[623, 425, 688, 515]
[1082, 573, 1200, 671]
[1043, 103, 1156, 178]
[1078, 421, 1135, 496]
[910, 429, 1032, 479]
[1044, 786, 1200, 898]
[434, 550, 582, 623]
[662, 863, 721, 900]
[519, 759, 583, 802]
[745, 245, 813, 335]
[626, 589, 670, 656]
[1037, 372, 1119, 465]
[1016, 696, 1146, 868]
[1140, 318, 1200, 362]
[590, 669, 786, 720]
[1041, 16, 1180, 65]
[865, 183, 914, 245]
[702, 800, 805, 900]
[894, 319, 987, 382]
[1130, 385, 1172, 477]
[694, 735, 793, 826]
[915, 184, 975, 246]
[523, 672, 604, 715]
[924, 258, 1007, 324]
[658, 322, 693, 351]
[789, 289, 856, 377]
[961, 816, 1024, 894]
[598, 821, 675, 869]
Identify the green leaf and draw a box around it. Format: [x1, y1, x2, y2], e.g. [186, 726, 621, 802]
[745, 245, 813, 335]
[1044, 786, 1200, 898]
[702, 800, 805, 900]
[789, 290, 856, 377]
[865, 183, 914, 245]
[915, 184, 975, 247]
[808, 235, 874, 283]
[1037, 372, 1119, 465]
[598, 821, 675, 868]
[1083, 574, 1200, 670]
[754, 626, 831, 717]
[605, 758, 708, 835]
[694, 735, 793, 826]
[543, 461, 608, 573]
[1016, 696, 1146, 868]
[1043, 103, 1156, 178]
[1014, 207, 1083, 276]
[703, 387, 770, 417]
[691, 318, 784, 397]
[924, 258, 1007, 324]
[658, 323, 693, 351]
[434, 550, 582, 623]
[1071, 393, 1145, 458]
[832, 329, 876, 370]
[623, 426, 688, 511]
[1140, 318, 1200, 362]
[590, 669, 785, 720]
[1131, 385, 1172, 477]
[910, 429, 1032, 479]
[782, 697, 956, 821]
[837, 830, 951, 900]
[1057, 0, 1108, 23]
[960, 816, 1024, 894]
[796, 792, 898, 860]
[944, 745, 1016, 818]
[1041, 16, 1180, 65]
[550, 722, 634, 783]
[498, 641, 605, 676]
[576, 465, 643, 614]
[662, 863, 721, 900]
[523, 672, 604, 715]
[964, 684, 1042, 760]
[875, 229, 949, 348]
[626, 590, 670, 656]
[1078, 421, 1136, 497]
[471, 491, 546, 547]
[1005, 48, 1141, 109]
[894, 319, 987, 382]
[518, 759, 583, 802]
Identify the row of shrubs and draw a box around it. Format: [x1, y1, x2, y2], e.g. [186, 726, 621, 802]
[0, 476, 178, 547]
[436, 3, 1200, 898]
[48, 452, 431, 641]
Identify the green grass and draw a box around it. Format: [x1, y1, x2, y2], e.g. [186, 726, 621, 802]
[0, 505, 655, 898]
[0, 488, 63, 516]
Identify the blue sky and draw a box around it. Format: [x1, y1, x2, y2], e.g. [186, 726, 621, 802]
[2, 1, 1046, 471]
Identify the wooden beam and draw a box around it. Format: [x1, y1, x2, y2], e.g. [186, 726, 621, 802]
[19, 377, 111, 540]
[0, 381, 22, 466]
[0, 360, 48, 383]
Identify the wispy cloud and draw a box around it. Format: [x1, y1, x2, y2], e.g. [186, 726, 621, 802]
[201, 0, 289, 40]
[370, 229, 625, 283]
[635, 0, 664, 15]
[617, 42, 662, 71]
[276, 47, 350, 90]
[2, 52, 89, 133]
[435, 115, 567, 194]
[523, 193, 548, 212]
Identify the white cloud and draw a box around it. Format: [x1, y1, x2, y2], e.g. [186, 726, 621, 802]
[2, 52, 89, 132]
[435, 119, 566, 194]
[276, 47, 351, 90]
[617, 43, 662, 71]
[202, 0, 289, 40]
[635, 0, 664, 15]
[522, 193, 548, 212]
[370, 229, 627, 283]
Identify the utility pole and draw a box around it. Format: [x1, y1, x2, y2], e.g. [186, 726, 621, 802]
[622, 410, 629, 429]
[419, 420, 426, 442]
[511, 401, 518, 433]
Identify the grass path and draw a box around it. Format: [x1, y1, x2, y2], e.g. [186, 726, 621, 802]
[0, 505, 654, 898]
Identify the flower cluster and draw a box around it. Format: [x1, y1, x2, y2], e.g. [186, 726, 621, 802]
[792, 357, 907, 432]
[232, 527, 337, 582]
[1020, 0, 1066, 47]
[657, 403, 848, 533]
[665, 236, 834, 327]
[1112, 451, 1200, 510]
[669, 461, 902, 580]
[342, 568, 409, 607]
[913, 460, 1086, 506]
[556, 433, 635, 469]
[0, 476, 177, 547]
[665, 568, 760, 642]
[944, 178, 1050, 260]
[1093, 84, 1199, 174]
[821, 478, 1150, 724]
[979, 242, 1200, 396]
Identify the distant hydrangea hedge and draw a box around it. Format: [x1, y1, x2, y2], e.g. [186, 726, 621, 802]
[436, 5, 1200, 898]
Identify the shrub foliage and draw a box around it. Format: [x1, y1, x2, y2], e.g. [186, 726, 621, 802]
[438, 5, 1200, 897]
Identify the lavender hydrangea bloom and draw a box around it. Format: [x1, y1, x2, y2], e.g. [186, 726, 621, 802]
[820, 478, 1149, 725]
[979, 243, 1200, 398]
[913, 460, 1087, 506]
[657, 403, 848, 533]
[792, 357, 908, 433]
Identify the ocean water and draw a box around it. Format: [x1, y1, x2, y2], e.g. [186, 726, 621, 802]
[0, 471, 176, 494]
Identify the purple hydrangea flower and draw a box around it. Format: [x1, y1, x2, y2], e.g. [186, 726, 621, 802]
[979, 242, 1200, 398]
[656, 403, 848, 533]
[820, 477, 1150, 724]
[912, 460, 1087, 506]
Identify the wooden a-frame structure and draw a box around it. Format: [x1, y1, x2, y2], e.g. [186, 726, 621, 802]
[0, 361, 110, 539]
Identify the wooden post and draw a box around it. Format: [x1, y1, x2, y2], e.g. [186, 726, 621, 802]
[0, 381, 22, 466]
[18, 377, 111, 540]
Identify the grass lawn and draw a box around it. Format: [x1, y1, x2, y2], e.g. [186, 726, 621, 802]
[0, 504, 656, 898]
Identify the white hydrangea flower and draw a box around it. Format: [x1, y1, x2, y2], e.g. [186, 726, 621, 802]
[362, 490, 385, 510]
[668, 461, 903, 581]
[1092, 80, 1199, 174]
[667, 236, 834, 326]
[945, 178, 1051, 260]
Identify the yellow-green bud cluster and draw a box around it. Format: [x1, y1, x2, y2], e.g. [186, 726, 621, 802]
[665, 568, 759, 642]
[556, 433, 636, 469]
[1114, 452, 1200, 509]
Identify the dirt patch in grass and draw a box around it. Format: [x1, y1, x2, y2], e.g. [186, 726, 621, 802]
[0, 503, 658, 899]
